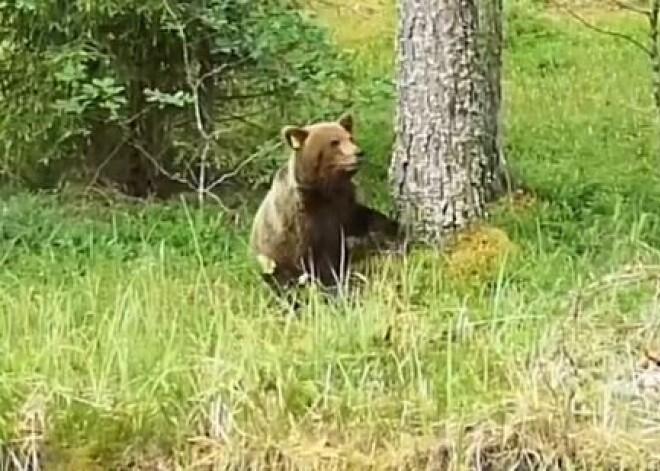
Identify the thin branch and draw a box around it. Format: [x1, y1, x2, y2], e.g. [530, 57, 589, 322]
[161, 0, 234, 204]
[86, 136, 129, 190]
[215, 106, 278, 129]
[649, 0, 660, 115]
[609, 0, 651, 16]
[119, 104, 155, 127]
[301, 0, 373, 17]
[86, 106, 155, 191]
[559, 5, 652, 55]
[195, 60, 250, 91]
[129, 140, 227, 208]
[162, 0, 213, 205]
[213, 91, 283, 101]
[206, 139, 282, 192]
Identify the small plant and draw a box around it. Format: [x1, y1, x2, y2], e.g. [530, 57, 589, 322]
[444, 224, 519, 280]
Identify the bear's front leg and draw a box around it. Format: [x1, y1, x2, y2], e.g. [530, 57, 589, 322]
[260, 271, 306, 313]
[347, 204, 401, 239]
[256, 255, 305, 312]
[302, 248, 351, 289]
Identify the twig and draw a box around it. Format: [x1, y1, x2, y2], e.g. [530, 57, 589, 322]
[130, 135, 281, 210]
[567, 264, 660, 313]
[195, 60, 250, 96]
[162, 0, 260, 205]
[559, 4, 652, 54]
[129, 142, 191, 187]
[86, 136, 128, 190]
[610, 0, 651, 16]
[302, 0, 373, 17]
[129, 140, 224, 208]
[206, 139, 282, 192]
[86, 106, 153, 190]
[162, 0, 215, 205]
[649, 0, 660, 115]
[558, 1, 660, 119]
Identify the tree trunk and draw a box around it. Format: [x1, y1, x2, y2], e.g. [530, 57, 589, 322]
[479, 0, 510, 200]
[389, 0, 507, 244]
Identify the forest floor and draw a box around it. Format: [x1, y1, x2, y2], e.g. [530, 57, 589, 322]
[2, 0, 660, 469]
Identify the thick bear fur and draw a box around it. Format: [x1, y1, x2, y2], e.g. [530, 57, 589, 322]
[249, 113, 400, 294]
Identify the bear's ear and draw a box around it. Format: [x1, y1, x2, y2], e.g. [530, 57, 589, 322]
[282, 126, 309, 150]
[338, 113, 353, 134]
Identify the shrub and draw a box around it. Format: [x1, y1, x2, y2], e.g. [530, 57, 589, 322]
[0, 0, 353, 196]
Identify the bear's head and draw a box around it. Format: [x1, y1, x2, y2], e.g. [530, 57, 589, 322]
[281, 113, 363, 189]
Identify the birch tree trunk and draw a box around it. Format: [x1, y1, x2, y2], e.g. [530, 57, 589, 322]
[389, 0, 507, 244]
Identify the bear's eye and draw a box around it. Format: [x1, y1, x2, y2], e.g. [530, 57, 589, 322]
[330, 139, 340, 147]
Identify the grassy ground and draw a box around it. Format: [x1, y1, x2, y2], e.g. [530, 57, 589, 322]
[3, 1, 660, 468]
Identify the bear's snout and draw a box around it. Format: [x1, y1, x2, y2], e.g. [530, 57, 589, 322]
[343, 158, 360, 175]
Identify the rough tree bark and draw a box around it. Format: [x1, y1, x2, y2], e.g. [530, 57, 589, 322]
[479, 0, 509, 201]
[389, 0, 507, 244]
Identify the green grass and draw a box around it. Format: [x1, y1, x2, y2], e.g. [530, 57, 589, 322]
[3, 1, 660, 468]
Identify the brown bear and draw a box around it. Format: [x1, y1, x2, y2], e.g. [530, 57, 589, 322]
[249, 113, 400, 297]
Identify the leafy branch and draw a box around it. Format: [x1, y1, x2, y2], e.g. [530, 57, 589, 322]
[0, 0, 350, 196]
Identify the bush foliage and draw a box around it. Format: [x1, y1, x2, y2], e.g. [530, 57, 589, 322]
[0, 0, 352, 195]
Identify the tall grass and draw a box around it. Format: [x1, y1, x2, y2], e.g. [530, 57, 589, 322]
[2, 1, 660, 468]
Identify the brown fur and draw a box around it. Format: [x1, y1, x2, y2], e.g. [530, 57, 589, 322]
[249, 113, 400, 293]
